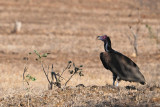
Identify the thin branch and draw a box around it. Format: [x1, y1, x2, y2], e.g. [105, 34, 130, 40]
[51, 64, 54, 82]
[42, 64, 51, 84]
[64, 62, 78, 86]
[129, 26, 137, 38]
[129, 26, 138, 56]
[23, 66, 29, 85]
[64, 72, 76, 86]
[51, 64, 58, 82]
[126, 34, 133, 45]
[23, 67, 27, 80]
[56, 73, 65, 80]
[59, 62, 70, 78]
[47, 65, 49, 77]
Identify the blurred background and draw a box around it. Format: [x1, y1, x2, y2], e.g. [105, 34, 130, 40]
[0, 0, 160, 96]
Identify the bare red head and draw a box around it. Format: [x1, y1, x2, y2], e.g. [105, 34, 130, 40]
[97, 35, 112, 51]
[97, 35, 111, 43]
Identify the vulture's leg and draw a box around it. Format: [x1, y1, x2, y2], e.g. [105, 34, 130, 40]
[116, 77, 121, 86]
[116, 82, 119, 86]
[112, 73, 117, 86]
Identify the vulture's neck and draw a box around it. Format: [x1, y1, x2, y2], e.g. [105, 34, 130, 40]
[104, 41, 113, 52]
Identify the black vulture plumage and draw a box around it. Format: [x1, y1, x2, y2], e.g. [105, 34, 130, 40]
[97, 35, 145, 86]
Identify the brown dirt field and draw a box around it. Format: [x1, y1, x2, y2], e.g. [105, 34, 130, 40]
[0, 0, 160, 106]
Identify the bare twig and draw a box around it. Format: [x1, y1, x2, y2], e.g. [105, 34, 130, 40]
[48, 65, 54, 90]
[51, 65, 54, 83]
[56, 73, 65, 80]
[42, 64, 51, 84]
[23, 66, 29, 85]
[129, 26, 138, 56]
[23, 67, 27, 80]
[48, 64, 62, 89]
[127, 2, 141, 56]
[59, 62, 71, 78]
[126, 34, 133, 45]
[64, 72, 76, 86]
[51, 64, 57, 82]
[47, 65, 49, 77]
[64, 62, 79, 86]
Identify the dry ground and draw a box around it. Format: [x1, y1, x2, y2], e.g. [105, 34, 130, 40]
[0, 0, 160, 106]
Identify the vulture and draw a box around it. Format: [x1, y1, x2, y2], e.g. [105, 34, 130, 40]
[97, 35, 145, 86]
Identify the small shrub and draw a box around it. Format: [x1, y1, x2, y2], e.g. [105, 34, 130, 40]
[23, 50, 84, 90]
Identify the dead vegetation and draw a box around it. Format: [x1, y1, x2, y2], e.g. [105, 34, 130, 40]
[0, 84, 160, 106]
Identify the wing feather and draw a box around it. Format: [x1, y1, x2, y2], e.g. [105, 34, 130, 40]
[100, 52, 145, 83]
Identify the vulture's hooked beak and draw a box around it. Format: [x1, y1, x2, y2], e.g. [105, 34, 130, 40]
[97, 36, 102, 40]
[97, 36, 103, 41]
